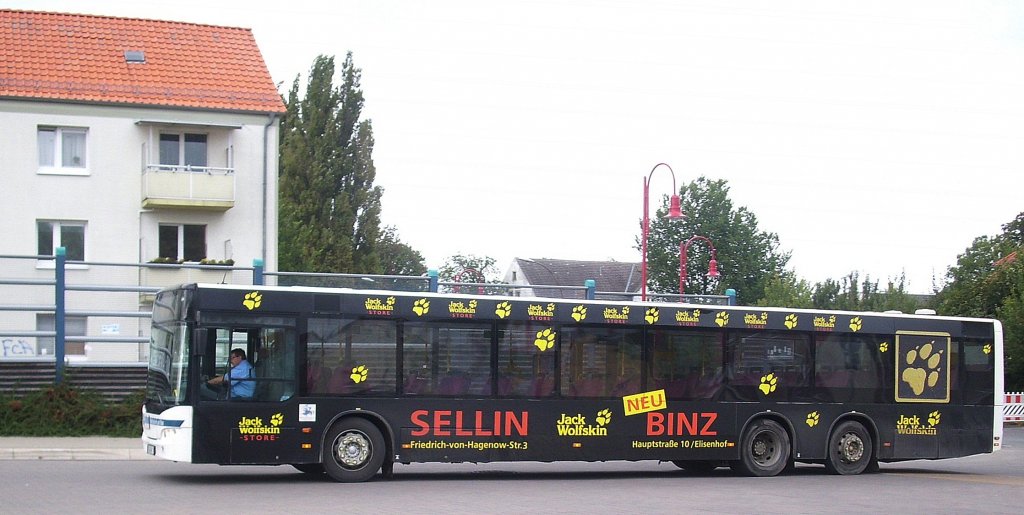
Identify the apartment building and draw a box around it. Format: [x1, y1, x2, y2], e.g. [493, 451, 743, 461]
[0, 10, 286, 361]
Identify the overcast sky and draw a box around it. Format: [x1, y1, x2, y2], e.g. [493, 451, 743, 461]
[13, 1, 1024, 294]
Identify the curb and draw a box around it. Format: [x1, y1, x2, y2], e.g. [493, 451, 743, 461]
[0, 448, 156, 461]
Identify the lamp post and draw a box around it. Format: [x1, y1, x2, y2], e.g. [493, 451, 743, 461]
[679, 235, 720, 296]
[641, 163, 684, 301]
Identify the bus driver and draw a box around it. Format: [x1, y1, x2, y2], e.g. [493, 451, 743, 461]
[202, 348, 254, 400]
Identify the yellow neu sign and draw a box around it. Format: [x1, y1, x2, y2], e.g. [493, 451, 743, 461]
[622, 389, 667, 416]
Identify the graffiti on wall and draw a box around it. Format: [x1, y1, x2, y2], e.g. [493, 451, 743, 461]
[1, 338, 36, 357]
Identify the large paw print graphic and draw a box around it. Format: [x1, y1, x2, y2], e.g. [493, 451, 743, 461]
[983, 344, 992, 355]
[928, 410, 941, 426]
[350, 365, 369, 384]
[849, 317, 863, 332]
[759, 373, 778, 395]
[413, 299, 430, 316]
[901, 341, 942, 395]
[645, 307, 660, 324]
[243, 291, 262, 310]
[495, 301, 512, 319]
[806, 411, 820, 427]
[595, 409, 612, 426]
[879, 341, 889, 353]
[572, 305, 587, 322]
[784, 314, 798, 330]
[535, 328, 556, 351]
[270, 413, 284, 427]
[715, 312, 729, 327]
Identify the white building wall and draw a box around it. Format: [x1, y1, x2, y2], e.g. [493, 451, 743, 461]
[0, 99, 280, 362]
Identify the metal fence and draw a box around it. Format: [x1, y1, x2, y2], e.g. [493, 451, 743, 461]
[6, 250, 728, 388]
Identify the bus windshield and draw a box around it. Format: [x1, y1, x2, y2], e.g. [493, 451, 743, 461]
[146, 289, 191, 406]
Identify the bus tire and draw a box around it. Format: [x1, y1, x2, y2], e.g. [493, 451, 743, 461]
[731, 419, 790, 477]
[671, 460, 718, 473]
[322, 418, 386, 483]
[824, 420, 872, 475]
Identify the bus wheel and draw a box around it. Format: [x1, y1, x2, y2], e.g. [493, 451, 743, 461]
[731, 419, 790, 477]
[322, 418, 386, 483]
[824, 420, 872, 475]
[671, 460, 718, 473]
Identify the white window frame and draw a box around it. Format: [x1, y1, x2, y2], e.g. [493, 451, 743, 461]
[158, 223, 207, 262]
[36, 220, 88, 269]
[37, 126, 89, 176]
[159, 132, 208, 170]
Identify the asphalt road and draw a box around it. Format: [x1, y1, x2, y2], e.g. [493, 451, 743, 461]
[2, 427, 1021, 514]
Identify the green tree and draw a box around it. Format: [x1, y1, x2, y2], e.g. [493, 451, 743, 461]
[438, 254, 500, 283]
[645, 177, 789, 305]
[438, 254, 504, 295]
[278, 53, 384, 273]
[937, 212, 1024, 389]
[377, 226, 427, 276]
[757, 272, 814, 308]
[809, 271, 921, 313]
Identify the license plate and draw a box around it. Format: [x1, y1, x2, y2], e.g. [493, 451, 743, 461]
[147, 444, 156, 456]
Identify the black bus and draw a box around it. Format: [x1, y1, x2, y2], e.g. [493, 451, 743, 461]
[142, 283, 1004, 482]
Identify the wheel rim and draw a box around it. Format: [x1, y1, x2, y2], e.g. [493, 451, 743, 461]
[837, 432, 864, 464]
[751, 430, 779, 465]
[333, 430, 372, 469]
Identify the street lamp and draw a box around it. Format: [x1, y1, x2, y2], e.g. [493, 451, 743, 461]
[641, 163, 684, 301]
[679, 235, 720, 296]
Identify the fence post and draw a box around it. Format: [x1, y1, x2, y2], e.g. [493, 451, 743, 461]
[725, 288, 737, 306]
[427, 269, 439, 293]
[54, 246, 66, 384]
[585, 279, 596, 300]
[252, 258, 264, 285]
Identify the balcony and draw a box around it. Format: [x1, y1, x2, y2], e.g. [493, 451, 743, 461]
[141, 165, 234, 211]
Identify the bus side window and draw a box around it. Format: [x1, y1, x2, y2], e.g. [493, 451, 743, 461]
[497, 322, 557, 397]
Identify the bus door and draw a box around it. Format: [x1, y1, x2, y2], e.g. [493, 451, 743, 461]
[192, 314, 299, 465]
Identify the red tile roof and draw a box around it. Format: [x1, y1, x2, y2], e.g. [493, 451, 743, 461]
[0, 9, 285, 113]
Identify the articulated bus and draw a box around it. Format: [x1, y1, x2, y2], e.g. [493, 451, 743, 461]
[142, 283, 1003, 482]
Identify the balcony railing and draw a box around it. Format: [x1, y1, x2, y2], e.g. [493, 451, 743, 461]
[141, 165, 235, 210]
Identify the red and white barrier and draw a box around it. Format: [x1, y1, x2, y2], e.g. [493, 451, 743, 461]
[1005, 392, 1024, 422]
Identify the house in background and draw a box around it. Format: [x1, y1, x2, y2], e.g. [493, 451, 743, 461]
[0, 9, 285, 360]
[504, 258, 642, 300]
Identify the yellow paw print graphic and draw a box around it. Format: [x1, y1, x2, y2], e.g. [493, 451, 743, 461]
[983, 344, 992, 355]
[901, 341, 943, 395]
[645, 307, 660, 324]
[270, 413, 284, 427]
[495, 301, 512, 319]
[242, 291, 262, 310]
[928, 410, 941, 426]
[468, 300, 478, 310]
[715, 311, 729, 327]
[572, 305, 587, 322]
[595, 409, 612, 426]
[806, 411, 820, 427]
[849, 317, 863, 332]
[386, 296, 396, 307]
[413, 298, 430, 316]
[879, 341, 889, 353]
[622, 306, 630, 315]
[759, 373, 778, 395]
[784, 314, 798, 330]
[534, 328, 556, 351]
[350, 365, 369, 384]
